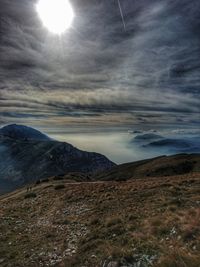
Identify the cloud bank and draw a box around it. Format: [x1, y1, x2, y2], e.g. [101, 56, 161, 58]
[0, 0, 199, 131]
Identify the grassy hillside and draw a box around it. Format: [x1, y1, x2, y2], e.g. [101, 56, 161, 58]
[0, 172, 200, 266]
[97, 154, 200, 181]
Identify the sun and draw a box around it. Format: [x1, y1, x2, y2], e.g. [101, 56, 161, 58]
[36, 0, 74, 34]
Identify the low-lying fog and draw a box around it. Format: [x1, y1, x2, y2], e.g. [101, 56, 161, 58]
[47, 129, 200, 164]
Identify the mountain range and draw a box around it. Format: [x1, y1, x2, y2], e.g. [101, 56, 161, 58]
[0, 124, 200, 195]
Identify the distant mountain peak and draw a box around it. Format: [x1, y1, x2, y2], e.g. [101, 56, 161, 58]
[134, 133, 163, 140]
[131, 133, 164, 144]
[0, 124, 50, 141]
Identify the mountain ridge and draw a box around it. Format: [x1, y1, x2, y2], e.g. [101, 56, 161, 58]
[96, 153, 200, 181]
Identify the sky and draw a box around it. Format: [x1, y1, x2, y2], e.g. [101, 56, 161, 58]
[0, 0, 199, 136]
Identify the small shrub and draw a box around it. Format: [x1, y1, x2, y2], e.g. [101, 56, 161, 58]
[155, 250, 200, 267]
[169, 197, 182, 207]
[182, 226, 199, 242]
[108, 224, 125, 235]
[53, 176, 64, 181]
[62, 219, 70, 225]
[150, 218, 169, 236]
[45, 232, 55, 238]
[55, 219, 70, 225]
[168, 205, 177, 212]
[151, 218, 162, 227]
[78, 237, 103, 253]
[24, 192, 37, 199]
[89, 217, 100, 225]
[54, 184, 65, 190]
[128, 214, 138, 221]
[40, 178, 49, 183]
[106, 217, 122, 227]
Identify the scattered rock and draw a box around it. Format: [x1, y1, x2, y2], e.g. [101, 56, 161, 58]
[177, 235, 181, 240]
[91, 254, 97, 259]
[0, 259, 5, 264]
[102, 254, 156, 267]
[107, 261, 119, 267]
[170, 227, 176, 236]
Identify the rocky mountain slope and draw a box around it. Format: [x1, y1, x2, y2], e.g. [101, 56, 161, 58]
[0, 125, 115, 194]
[0, 172, 200, 266]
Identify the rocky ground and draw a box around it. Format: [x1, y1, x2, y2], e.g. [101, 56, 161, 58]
[0, 173, 200, 267]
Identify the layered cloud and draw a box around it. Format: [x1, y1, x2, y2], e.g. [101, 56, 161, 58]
[0, 0, 199, 130]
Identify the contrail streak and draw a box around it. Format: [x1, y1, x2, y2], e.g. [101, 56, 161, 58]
[117, 0, 126, 31]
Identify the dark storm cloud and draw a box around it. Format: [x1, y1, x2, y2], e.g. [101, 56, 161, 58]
[0, 0, 199, 129]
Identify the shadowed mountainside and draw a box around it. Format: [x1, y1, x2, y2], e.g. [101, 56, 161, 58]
[0, 124, 115, 194]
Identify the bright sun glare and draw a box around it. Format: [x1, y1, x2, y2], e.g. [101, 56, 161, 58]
[36, 0, 74, 34]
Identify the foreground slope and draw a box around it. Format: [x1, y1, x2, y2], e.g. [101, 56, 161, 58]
[0, 173, 200, 267]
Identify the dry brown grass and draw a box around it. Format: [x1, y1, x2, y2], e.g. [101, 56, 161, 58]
[0, 173, 200, 266]
[155, 248, 200, 267]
